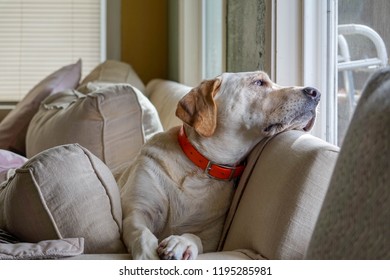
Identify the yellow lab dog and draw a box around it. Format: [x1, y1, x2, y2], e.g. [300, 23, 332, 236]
[118, 71, 320, 259]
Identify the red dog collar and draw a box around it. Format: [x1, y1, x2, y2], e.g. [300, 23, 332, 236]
[178, 126, 245, 181]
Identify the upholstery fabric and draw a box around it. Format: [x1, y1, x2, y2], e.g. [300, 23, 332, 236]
[0, 144, 126, 254]
[78, 60, 146, 94]
[306, 67, 390, 259]
[222, 130, 339, 259]
[146, 79, 192, 130]
[26, 84, 163, 170]
[0, 60, 81, 156]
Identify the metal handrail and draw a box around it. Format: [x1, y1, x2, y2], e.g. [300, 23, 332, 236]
[338, 24, 388, 70]
[338, 24, 388, 110]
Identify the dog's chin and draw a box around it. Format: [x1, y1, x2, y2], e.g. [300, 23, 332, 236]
[302, 115, 316, 132]
[263, 112, 317, 136]
[289, 109, 317, 133]
[263, 123, 284, 136]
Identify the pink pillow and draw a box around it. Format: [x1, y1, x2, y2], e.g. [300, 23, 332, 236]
[0, 60, 82, 156]
[0, 149, 27, 183]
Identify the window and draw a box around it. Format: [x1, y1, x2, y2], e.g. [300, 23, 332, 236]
[177, 1, 389, 145]
[272, 0, 337, 143]
[0, 0, 105, 102]
[176, 0, 225, 86]
[272, 0, 389, 146]
[337, 0, 389, 145]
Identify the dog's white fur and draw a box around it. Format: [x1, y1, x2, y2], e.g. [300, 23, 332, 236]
[118, 71, 320, 260]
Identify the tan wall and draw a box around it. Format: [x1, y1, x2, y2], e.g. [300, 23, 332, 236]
[121, 0, 169, 84]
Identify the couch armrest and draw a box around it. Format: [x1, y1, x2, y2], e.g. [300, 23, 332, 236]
[221, 131, 339, 259]
[146, 79, 192, 130]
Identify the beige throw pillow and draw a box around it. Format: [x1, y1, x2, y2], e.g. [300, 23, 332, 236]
[26, 84, 163, 170]
[0, 144, 126, 254]
[79, 60, 146, 94]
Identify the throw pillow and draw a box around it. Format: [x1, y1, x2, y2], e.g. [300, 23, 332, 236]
[78, 60, 146, 94]
[26, 84, 163, 170]
[0, 144, 126, 254]
[0, 60, 82, 156]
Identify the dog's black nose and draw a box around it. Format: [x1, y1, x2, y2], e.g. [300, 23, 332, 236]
[303, 87, 321, 101]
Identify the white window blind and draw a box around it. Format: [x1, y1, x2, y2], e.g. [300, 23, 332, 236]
[0, 0, 103, 102]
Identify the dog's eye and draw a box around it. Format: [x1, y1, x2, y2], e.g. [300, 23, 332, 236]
[254, 80, 265, 86]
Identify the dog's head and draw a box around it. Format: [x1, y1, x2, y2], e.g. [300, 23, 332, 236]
[176, 71, 320, 139]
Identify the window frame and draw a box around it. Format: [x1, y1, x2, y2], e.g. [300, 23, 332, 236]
[177, 0, 225, 87]
[270, 0, 338, 144]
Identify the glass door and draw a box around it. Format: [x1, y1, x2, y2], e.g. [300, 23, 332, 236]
[336, 0, 389, 145]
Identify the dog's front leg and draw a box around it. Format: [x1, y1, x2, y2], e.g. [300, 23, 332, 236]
[157, 233, 203, 260]
[120, 164, 169, 260]
[123, 213, 160, 260]
[130, 227, 159, 260]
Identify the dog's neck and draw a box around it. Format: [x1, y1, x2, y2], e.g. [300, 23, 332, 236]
[178, 126, 245, 180]
[183, 125, 262, 166]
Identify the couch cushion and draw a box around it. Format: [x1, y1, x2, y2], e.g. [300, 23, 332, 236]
[26, 84, 163, 170]
[0, 60, 81, 156]
[79, 60, 145, 94]
[0, 144, 126, 254]
[221, 130, 339, 259]
[146, 79, 192, 130]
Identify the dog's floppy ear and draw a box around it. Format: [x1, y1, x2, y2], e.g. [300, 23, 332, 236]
[176, 78, 221, 137]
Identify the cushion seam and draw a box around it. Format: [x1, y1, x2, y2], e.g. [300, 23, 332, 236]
[27, 168, 63, 239]
[77, 145, 122, 232]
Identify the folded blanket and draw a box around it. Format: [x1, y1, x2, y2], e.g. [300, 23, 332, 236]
[0, 237, 84, 260]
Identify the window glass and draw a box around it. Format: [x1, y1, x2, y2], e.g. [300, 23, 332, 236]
[337, 0, 389, 144]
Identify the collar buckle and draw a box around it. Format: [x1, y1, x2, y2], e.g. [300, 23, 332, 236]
[205, 161, 240, 181]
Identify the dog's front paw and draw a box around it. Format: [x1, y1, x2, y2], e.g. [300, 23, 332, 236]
[133, 248, 160, 260]
[157, 234, 201, 260]
[131, 232, 160, 260]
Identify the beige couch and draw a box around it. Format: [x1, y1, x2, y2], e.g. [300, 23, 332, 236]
[1, 61, 388, 260]
[60, 78, 339, 260]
